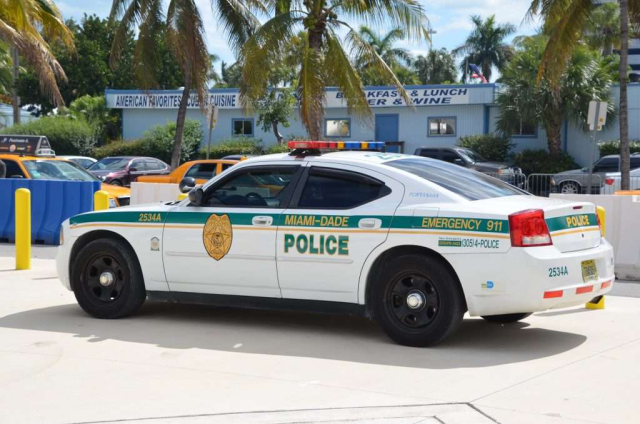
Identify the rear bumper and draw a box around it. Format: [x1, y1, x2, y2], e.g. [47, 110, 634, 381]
[447, 239, 615, 316]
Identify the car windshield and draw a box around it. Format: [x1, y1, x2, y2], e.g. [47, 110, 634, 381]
[89, 157, 130, 171]
[23, 160, 98, 182]
[385, 157, 527, 201]
[457, 149, 486, 163]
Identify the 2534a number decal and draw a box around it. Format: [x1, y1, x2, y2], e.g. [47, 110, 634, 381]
[548, 266, 569, 278]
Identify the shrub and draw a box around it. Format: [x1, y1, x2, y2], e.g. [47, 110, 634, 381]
[598, 139, 640, 157]
[0, 116, 97, 155]
[513, 149, 579, 175]
[199, 137, 263, 159]
[456, 133, 515, 162]
[265, 143, 290, 154]
[94, 120, 203, 163]
[67, 95, 121, 142]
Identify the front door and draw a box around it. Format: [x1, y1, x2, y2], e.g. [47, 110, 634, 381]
[375, 114, 399, 151]
[276, 163, 404, 303]
[162, 163, 303, 298]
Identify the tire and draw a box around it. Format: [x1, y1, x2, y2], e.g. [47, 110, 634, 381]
[560, 181, 581, 194]
[373, 254, 465, 347]
[481, 313, 532, 323]
[110, 180, 122, 186]
[71, 238, 146, 319]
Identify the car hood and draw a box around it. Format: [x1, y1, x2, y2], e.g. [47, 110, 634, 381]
[101, 183, 130, 197]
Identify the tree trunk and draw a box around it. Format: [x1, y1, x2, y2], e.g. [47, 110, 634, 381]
[272, 120, 283, 144]
[11, 46, 20, 126]
[544, 114, 563, 156]
[171, 74, 192, 169]
[619, 0, 630, 190]
[306, 29, 324, 140]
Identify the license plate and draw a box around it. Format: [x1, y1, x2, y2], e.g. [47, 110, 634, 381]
[581, 260, 598, 282]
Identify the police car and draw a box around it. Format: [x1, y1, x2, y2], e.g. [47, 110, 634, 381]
[56, 142, 614, 347]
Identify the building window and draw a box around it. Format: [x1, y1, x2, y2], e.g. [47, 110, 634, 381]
[325, 119, 351, 137]
[511, 119, 537, 137]
[232, 119, 254, 137]
[428, 117, 456, 136]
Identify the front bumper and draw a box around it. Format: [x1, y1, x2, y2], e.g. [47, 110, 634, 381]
[56, 221, 73, 291]
[448, 239, 615, 316]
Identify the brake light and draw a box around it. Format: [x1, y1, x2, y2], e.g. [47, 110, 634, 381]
[605, 178, 615, 185]
[509, 209, 552, 247]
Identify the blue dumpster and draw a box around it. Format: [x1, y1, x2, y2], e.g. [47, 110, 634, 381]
[0, 179, 100, 245]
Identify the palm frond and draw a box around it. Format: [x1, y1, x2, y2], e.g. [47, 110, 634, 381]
[213, 0, 264, 54]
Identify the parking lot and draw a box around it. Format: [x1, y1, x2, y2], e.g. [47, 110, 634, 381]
[0, 245, 638, 424]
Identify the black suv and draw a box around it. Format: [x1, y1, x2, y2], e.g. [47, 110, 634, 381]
[414, 147, 524, 187]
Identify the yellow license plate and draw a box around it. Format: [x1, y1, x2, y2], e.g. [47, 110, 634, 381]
[581, 260, 598, 282]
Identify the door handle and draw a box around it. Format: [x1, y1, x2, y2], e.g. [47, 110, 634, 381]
[252, 216, 273, 226]
[359, 218, 382, 230]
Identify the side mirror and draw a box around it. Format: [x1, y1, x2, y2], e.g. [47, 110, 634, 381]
[453, 158, 464, 166]
[179, 177, 197, 193]
[188, 187, 204, 205]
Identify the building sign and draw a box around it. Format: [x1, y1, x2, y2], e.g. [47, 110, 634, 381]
[328, 87, 470, 108]
[106, 87, 472, 110]
[106, 92, 240, 109]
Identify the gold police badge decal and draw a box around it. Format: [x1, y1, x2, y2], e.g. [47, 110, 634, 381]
[203, 214, 233, 260]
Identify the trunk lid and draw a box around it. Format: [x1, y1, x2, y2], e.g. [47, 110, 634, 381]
[469, 196, 601, 252]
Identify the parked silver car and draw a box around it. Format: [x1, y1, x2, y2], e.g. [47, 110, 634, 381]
[551, 153, 640, 194]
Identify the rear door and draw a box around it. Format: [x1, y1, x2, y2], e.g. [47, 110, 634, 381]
[276, 163, 404, 303]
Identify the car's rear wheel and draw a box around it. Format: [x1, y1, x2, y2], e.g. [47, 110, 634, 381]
[110, 179, 122, 186]
[560, 181, 581, 194]
[71, 238, 146, 319]
[481, 313, 532, 323]
[373, 254, 465, 347]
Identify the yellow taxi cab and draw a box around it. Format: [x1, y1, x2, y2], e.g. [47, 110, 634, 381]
[137, 159, 239, 185]
[0, 135, 131, 207]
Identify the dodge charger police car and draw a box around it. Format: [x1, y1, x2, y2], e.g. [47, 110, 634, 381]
[56, 142, 614, 347]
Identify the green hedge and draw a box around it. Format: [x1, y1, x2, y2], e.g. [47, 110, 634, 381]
[598, 140, 640, 157]
[456, 133, 515, 162]
[0, 116, 97, 155]
[199, 137, 263, 159]
[513, 149, 579, 174]
[94, 120, 203, 163]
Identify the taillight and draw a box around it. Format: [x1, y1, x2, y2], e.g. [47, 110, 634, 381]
[605, 178, 614, 185]
[509, 209, 552, 247]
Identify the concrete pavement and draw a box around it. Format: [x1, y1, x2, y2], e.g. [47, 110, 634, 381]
[1, 255, 639, 424]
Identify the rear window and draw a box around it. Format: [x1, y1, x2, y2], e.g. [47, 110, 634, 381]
[385, 158, 526, 200]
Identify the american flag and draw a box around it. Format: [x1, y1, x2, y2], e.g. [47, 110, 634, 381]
[469, 63, 488, 83]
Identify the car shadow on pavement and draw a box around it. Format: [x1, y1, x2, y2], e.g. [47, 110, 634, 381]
[0, 301, 587, 369]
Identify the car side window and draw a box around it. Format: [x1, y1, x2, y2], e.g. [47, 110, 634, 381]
[186, 163, 217, 180]
[3, 160, 25, 178]
[131, 159, 146, 171]
[630, 157, 640, 169]
[144, 160, 160, 170]
[297, 167, 390, 209]
[418, 149, 439, 159]
[203, 166, 300, 208]
[440, 150, 461, 164]
[593, 158, 619, 173]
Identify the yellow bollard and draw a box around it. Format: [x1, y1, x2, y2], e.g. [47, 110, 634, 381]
[586, 295, 605, 310]
[94, 190, 110, 211]
[15, 188, 31, 270]
[596, 206, 606, 237]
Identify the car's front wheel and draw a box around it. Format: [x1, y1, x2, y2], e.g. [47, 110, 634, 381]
[560, 181, 581, 194]
[481, 313, 532, 323]
[71, 238, 146, 319]
[373, 254, 465, 347]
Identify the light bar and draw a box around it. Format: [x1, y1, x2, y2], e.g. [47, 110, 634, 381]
[287, 141, 385, 151]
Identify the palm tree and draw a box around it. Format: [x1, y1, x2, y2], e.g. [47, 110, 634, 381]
[496, 35, 615, 156]
[109, 0, 263, 168]
[240, 0, 430, 140]
[453, 15, 515, 82]
[0, 42, 12, 101]
[0, 0, 74, 124]
[208, 54, 223, 86]
[358, 26, 412, 69]
[526, 0, 640, 190]
[586, 2, 621, 56]
[413, 48, 457, 84]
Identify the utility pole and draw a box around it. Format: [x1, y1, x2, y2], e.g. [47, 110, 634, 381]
[11, 46, 20, 126]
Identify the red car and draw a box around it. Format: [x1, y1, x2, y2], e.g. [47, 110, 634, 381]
[88, 156, 171, 187]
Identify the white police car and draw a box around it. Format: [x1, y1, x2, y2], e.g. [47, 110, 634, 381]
[57, 142, 614, 346]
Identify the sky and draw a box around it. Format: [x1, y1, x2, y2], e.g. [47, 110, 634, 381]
[57, 0, 540, 70]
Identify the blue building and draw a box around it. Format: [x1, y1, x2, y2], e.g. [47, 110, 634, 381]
[106, 83, 640, 166]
